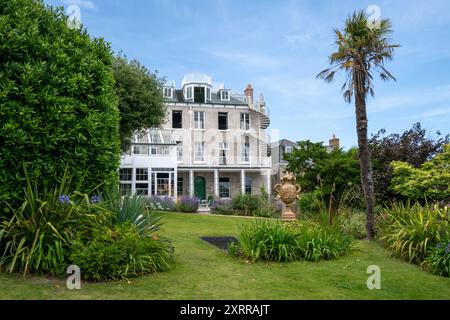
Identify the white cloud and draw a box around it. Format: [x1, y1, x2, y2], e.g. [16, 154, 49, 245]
[415, 107, 450, 119]
[62, 0, 96, 10]
[284, 33, 312, 44]
[368, 85, 450, 114]
[208, 50, 282, 70]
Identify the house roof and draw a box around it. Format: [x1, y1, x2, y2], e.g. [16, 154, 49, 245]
[133, 129, 176, 145]
[271, 139, 298, 148]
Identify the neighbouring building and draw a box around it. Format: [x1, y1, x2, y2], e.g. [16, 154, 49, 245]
[119, 73, 272, 200]
[271, 134, 340, 186]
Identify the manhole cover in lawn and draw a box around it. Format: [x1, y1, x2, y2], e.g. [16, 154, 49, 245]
[200, 236, 238, 251]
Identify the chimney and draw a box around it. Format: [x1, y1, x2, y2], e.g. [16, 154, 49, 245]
[329, 134, 340, 150]
[244, 84, 253, 105]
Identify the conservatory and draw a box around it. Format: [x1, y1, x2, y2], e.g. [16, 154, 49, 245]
[119, 129, 178, 198]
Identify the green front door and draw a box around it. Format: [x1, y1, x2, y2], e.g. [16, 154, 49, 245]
[194, 176, 206, 200]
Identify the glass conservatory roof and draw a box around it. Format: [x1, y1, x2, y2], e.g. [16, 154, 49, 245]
[133, 129, 176, 145]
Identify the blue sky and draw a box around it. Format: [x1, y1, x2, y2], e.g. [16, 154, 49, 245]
[46, 0, 450, 148]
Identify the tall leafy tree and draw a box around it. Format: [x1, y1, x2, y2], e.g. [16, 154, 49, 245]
[0, 0, 120, 206]
[390, 144, 450, 203]
[112, 55, 167, 152]
[317, 11, 399, 240]
[369, 123, 449, 203]
[285, 140, 360, 212]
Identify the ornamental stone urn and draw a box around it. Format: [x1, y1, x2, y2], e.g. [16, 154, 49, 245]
[274, 171, 301, 221]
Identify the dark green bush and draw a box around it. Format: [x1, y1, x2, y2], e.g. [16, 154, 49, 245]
[424, 242, 450, 277]
[0, 0, 120, 206]
[232, 194, 261, 215]
[341, 211, 367, 239]
[70, 222, 174, 281]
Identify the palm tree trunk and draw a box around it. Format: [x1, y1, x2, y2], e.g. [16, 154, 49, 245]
[355, 83, 376, 241]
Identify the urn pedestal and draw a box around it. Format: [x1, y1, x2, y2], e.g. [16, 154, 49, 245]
[274, 172, 301, 222]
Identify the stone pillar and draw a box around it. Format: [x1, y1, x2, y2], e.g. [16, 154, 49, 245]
[131, 167, 136, 195]
[241, 169, 246, 194]
[173, 170, 178, 199]
[266, 169, 271, 198]
[214, 169, 219, 197]
[189, 170, 194, 197]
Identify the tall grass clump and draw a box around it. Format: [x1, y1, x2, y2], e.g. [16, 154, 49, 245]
[230, 219, 353, 263]
[378, 202, 450, 263]
[0, 169, 98, 276]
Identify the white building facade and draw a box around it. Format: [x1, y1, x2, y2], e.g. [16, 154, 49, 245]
[119, 73, 272, 200]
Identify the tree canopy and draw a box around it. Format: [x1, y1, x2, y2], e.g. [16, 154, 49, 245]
[0, 0, 120, 205]
[285, 140, 360, 211]
[390, 144, 450, 203]
[369, 123, 449, 203]
[112, 55, 167, 151]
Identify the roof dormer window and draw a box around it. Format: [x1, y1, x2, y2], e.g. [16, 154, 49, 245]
[163, 87, 173, 99]
[220, 90, 230, 101]
[185, 86, 193, 100]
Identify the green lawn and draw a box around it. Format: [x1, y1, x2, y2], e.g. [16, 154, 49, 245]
[1, 212, 449, 299]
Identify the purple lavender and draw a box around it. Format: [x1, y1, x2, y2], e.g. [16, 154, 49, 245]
[58, 194, 70, 204]
[176, 196, 200, 213]
[146, 195, 175, 211]
[90, 195, 102, 204]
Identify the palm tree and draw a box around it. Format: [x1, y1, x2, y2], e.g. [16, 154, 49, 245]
[317, 10, 399, 240]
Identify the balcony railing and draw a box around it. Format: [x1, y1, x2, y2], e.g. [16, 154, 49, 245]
[186, 155, 271, 167]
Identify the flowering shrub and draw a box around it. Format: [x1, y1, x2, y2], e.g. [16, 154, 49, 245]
[211, 199, 234, 215]
[424, 242, 450, 277]
[145, 195, 175, 211]
[176, 196, 200, 213]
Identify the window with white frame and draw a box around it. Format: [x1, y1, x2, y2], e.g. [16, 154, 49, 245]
[219, 142, 228, 165]
[163, 87, 173, 98]
[220, 90, 230, 101]
[119, 183, 132, 196]
[176, 141, 183, 162]
[245, 176, 252, 195]
[241, 136, 250, 162]
[135, 183, 149, 195]
[136, 168, 148, 181]
[219, 178, 231, 198]
[218, 112, 228, 130]
[133, 145, 149, 155]
[194, 111, 205, 129]
[119, 168, 132, 181]
[185, 86, 193, 100]
[240, 113, 250, 131]
[119, 168, 132, 196]
[219, 177, 230, 198]
[285, 146, 293, 154]
[194, 142, 205, 162]
[177, 177, 183, 195]
[135, 168, 149, 195]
